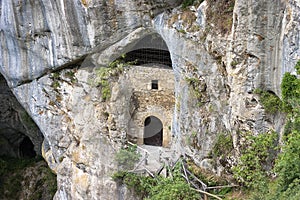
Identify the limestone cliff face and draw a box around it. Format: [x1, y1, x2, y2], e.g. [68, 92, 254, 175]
[1, 0, 300, 199]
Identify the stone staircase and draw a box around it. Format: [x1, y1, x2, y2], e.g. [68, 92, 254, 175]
[127, 142, 178, 176]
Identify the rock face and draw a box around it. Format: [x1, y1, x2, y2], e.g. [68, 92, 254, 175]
[1, 0, 300, 199]
[0, 74, 43, 158]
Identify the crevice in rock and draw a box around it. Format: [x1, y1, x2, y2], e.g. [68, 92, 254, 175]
[13, 55, 87, 88]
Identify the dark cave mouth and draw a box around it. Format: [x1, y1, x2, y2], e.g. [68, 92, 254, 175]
[20, 136, 36, 158]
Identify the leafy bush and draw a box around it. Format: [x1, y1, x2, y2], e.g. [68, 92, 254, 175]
[211, 132, 233, 158]
[254, 89, 283, 114]
[275, 130, 300, 193]
[112, 171, 155, 198]
[112, 162, 200, 200]
[295, 60, 300, 75]
[281, 72, 300, 112]
[232, 131, 278, 188]
[185, 77, 206, 106]
[115, 145, 141, 170]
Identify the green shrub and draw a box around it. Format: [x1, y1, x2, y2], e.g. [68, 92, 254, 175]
[185, 77, 206, 106]
[281, 72, 300, 112]
[112, 171, 155, 198]
[64, 71, 77, 84]
[232, 131, 278, 188]
[112, 162, 200, 200]
[211, 132, 233, 158]
[115, 145, 141, 170]
[254, 89, 283, 114]
[275, 130, 300, 193]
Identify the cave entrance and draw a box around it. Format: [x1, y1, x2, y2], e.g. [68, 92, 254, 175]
[124, 48, 172, 67]
[144, 116, 163, 146]
[20, 136, 36, 158]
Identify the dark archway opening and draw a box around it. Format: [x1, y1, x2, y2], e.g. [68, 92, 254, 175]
[144, 116, 163, 146]
[124, 48, 172, 67]
[20, 136, 36, 158]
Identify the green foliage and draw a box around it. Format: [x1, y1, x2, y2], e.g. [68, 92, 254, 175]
[230, 60, 239, 67]
[228, 61, 300, 199]
[281, 72, 300, 112]
[232, 131, 278, 188]
[254, 89, 283, 114]
[185, 77, 206, 106]
[181, 0, 196, 9]
[50, 72, 61, 90]
[115, 145, 141, 170]
[211, 132, 233, 158]
[112, 171, 155, 198]
[269, 62, 300, 199]
[112, 162, 200, 200]
[275, 130, 300, 194]
[295, 60, 300, 75]
[64, 70, 77, 84]
[178, 29, 187, 34]
[51, 80, 60, 90]
[148, 177, 199, 200]
[94, 55, 134, 102]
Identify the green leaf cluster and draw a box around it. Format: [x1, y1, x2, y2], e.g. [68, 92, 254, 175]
[281, 71, 300, 113]
[254, 89, 283, 114]
[232, 60, 300, 199]
[271, 65, 300, 199]
[112, 162, 200, 200]
[94, 55, 134, 101]
[211, 132, 233, 158]
[114, 145, 141, 170]
[112, 171, 156, 198]
[232, 131, 278, 188]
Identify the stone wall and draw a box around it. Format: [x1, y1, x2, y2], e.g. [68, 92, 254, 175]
[126, 65, 175, 147]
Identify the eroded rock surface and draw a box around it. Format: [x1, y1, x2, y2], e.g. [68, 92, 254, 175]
[1, 0, 300, 199]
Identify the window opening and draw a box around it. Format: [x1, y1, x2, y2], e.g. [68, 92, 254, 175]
[151, 80, 158, 90]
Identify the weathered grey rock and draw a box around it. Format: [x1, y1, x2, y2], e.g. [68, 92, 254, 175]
[1, 0, 300, 199]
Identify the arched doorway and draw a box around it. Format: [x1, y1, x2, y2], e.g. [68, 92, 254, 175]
[144, 116, 163, 146]
[19, 136, 36, 158]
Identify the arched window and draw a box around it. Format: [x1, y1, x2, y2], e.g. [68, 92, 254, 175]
[144, 116, 163, 146]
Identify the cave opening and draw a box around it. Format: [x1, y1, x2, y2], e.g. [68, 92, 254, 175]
[20, 136, 36, 158]
[123, 48, 172, 67]
[144, 116, 163, 146]
[115, 33, 172, 68]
